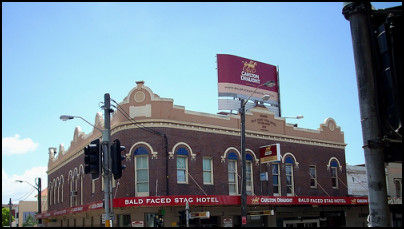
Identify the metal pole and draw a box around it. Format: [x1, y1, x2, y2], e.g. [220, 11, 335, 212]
[37, 178, 42, 225]
[342, 2, 391, 227]
[240, 99, 247, 226]
[9, 198, 12, 227]
[103, 93, 112, 227]
[185, 200, 190, 227]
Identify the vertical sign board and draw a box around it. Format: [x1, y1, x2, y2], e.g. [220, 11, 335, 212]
[259, 143, 281, 164]
[217, 54, 280, 112]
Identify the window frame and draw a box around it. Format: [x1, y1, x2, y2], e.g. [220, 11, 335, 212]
[331, 166, 339, 189]
[272, 163, 281, 196]
[135, 154, 150, 196]
[309, 165, 317, 188]
[285, 163, 295, 196]
[228, 159, 238, 195]
[203, 157, 214, 185]
[176, 155, 188, 184]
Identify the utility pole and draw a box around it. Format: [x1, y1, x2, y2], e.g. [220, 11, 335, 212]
[342, 2, 391, 227]
[103, 93, 113, 227]
[37, 178, 42, 226]
[9, 198, 12, 227]
[240, 99, 247, 227]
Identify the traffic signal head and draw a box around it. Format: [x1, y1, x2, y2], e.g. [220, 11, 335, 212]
[84, 139, 101, 179]
[111, 139, 126, 179]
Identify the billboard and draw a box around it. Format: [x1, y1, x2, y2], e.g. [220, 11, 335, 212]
[217, 54, 279, 104]
[259, 143, 280, 164]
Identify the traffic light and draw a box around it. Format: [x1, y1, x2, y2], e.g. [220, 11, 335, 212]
[178, 210, 186, 223]
[84, 139, 101, 179]
[111, 139, 126, 179]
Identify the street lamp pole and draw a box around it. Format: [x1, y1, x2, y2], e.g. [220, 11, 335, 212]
[60, 93, 113, 227]
[15, 178, 41, 225]
[239, 81, 275, 226]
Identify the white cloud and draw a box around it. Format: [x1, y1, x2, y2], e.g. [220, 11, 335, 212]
[2, 167, 48, 205]
[2, 134, 39, 156]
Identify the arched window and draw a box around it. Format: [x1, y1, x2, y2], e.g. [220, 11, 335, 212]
[246, 154, 254, 195]
[53, 179, 57, 205]
[56, 177, 60, 204]
[284, 157, 295, 196]
[49, 181, 53, 206]
[60, 175, 64, 203]
[228, 152, 239, 195]
[176, 147, 189, 184]
[134, 147, 149, 197]
[271, 162, 281, 196]
[330, 161, 339, 189]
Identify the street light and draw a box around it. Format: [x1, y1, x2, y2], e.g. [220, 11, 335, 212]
[60, 93, 114, 227]
[16, 178, 42, 225]
[60, 115, 103, 132]
[239, 80, 275, 226]
[283, 115, 304, 119]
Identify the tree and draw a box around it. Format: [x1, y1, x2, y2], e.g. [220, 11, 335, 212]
[2, 207, 14, 227]
[23, 214, 37, 227]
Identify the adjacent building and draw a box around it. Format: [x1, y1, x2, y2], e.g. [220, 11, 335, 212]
[38, 81, 369, 227]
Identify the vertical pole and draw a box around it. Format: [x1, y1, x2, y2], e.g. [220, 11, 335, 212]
[240, 99, 247, 226]
[185, 200, 190, 227]
[104, 93, 112, 227]
[37, 178, 42, 225]
[9, 198, 12, 227]
[342, 2, 391, 227]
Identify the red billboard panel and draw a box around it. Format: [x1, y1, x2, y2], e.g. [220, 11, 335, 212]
[259, 143, 280, 163]
[217, 54, 279, 103]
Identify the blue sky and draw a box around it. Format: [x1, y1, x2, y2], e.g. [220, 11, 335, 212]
[2, 2, 401, 204]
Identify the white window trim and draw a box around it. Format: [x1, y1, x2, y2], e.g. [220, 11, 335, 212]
[310, 165, 318, 188]
[228, 159, 238, 195]
[286, 163, 295, 196]
[177, 155, 189, 184]
[203, 157, 214, 185]
[272, 163, 281, 196]
[135, 155, 149, 197]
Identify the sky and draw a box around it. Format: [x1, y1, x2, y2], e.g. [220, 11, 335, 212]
[2, 2, 401, 205]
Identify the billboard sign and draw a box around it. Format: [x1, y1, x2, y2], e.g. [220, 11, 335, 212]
[217, 54, 279, 104]
[259, 143, 280, 164]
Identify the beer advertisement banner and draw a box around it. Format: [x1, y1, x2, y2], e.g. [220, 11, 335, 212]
[217, 54, 279, 103]
[259, 143, 281, 164]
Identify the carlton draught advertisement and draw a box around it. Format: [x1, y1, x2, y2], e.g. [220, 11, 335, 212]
[217, 54, 279, 104]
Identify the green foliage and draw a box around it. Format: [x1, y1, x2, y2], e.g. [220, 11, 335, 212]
[23, 214, 37, 227]
[2, 207, 14, 227]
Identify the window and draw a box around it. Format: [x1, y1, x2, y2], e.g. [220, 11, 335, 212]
[331, 167, 338, 188]
[91, 179, 95, 195]
[135, 155, 149, 195]
[286, 164, 294, 196]
[394, 178, 402, 197]
[246, 159, 253, 195]
[176, 147, 189, 184]
[272, 163, 280, 196]
[134, 147, 149, 196]
[203, 157, 213, 185]
[228, 159, 238, 195]
[60, 176, 64, 203]
[309, 165, 317, 188]
[177, 156, 188, 183]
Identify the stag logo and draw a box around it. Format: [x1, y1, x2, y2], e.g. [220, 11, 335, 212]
[242, 60, 257, 73]
[251, 197, 260, 204]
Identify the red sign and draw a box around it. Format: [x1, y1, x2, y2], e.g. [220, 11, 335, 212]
[259, 143, 280, 163]
[217, 54, 279, 103]
[36, 195, 368, 219]
[113, 195, 240, 207]
[248, 196, 369, 205]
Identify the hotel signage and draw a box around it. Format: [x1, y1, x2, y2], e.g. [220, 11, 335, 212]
[36, 195, 368, 219]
